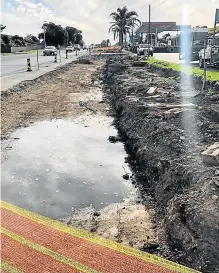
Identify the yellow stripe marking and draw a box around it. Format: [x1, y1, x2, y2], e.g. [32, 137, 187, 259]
[2, 227, 101, 273]
[1, 201, 199, 273]
[1, 262, 24, 273]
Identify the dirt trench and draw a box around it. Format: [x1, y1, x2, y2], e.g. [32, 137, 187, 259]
[1, 59, 163, 258]
[100, 56, 219, 272]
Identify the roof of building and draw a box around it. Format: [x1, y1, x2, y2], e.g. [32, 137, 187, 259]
[136, 22, 191, 34]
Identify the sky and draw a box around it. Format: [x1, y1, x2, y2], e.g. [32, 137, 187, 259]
[1, 0, 219, 45]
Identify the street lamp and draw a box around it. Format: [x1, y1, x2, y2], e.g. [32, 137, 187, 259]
[43, 21, 47, 48]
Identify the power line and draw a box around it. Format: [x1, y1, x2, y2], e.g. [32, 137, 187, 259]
[152, 0, 168, 10]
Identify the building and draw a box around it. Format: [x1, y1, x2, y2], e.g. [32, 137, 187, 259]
[135, 22, 191, 46]
[170, 27, 208, 47]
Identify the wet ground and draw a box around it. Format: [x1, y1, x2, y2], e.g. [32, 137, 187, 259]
[2, 116, 137, 218]
[1, 59, 159, 254]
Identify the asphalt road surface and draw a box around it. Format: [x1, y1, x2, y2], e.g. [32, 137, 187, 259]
[1, 49, 88, 91]
[1, 49, 86, 76]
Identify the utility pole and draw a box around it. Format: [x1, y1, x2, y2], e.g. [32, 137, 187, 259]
[132, 18, 134, 45]
[148, 4, 151, 45]
[213, 9, 218, 39]
[43, 21, 47, 48]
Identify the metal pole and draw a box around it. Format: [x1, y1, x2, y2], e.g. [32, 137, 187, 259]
[43, 24, 46, 48]
[155, 27, 157, 47]
[37, 46, 39, 70]
[213, 9, 217, 40]
[202, 36, 207, 91]
[148, 4, 151, 45]
[58, 45, 61, 62]
[132, 18, 134, 45]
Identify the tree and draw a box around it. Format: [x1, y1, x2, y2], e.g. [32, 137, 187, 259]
[41, 22, 65, 46]
[1, 34, 10, 46]
[1, 24, 6, 32]
[109, 6, 140, 47]
[11, 35, 26, 46]
[101, 40, 108, 47]
[65, 26, 78, 44]
[24, 34, 39, 44]
[75, 32, 83, 44]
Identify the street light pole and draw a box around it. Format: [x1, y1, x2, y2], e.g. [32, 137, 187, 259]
[43, 21, 47, 48]
[148, 4, 151, 44]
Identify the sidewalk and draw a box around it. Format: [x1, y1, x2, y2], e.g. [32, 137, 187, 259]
[1, 201, 199, 273]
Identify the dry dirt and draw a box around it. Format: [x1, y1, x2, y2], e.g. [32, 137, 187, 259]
[1, 60, 161, 256]
[1, 62, 106, 138]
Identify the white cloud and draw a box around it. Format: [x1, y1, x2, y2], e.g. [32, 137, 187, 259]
[1, 0, 218, 44]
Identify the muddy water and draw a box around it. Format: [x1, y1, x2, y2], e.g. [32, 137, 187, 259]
[2, 117, 138, 218]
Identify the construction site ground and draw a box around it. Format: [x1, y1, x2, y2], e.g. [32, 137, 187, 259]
[1, 56, 219, 272]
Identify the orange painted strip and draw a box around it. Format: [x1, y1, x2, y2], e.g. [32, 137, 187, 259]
[2, 234, 80, 273]
[2, 207, 175, 273]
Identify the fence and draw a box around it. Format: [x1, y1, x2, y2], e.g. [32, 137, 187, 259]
[1, 45, 44, 53]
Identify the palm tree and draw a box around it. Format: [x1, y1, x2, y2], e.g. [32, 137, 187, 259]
[109, 6, 140, 47]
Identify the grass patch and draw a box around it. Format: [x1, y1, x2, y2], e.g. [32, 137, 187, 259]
[28, 49, 43, 54]
[146, 58, 219, 82]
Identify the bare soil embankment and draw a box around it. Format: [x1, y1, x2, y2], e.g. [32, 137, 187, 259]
[101, 56, 219, 272]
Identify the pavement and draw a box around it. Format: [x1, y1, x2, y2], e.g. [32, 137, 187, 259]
[153, 53, 189, 64]
[1, 49, 88, 91]
[1, 201, 199, 273]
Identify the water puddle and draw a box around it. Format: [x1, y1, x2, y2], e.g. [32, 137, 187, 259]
[1, 117, 138, 218]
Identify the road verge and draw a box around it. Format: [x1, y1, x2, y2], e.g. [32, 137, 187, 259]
[145, 58, 219, 91]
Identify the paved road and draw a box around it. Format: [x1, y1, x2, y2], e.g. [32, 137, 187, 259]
[1, 49, 88, 91]
[154, 53, 189, 64]
[1, 49, 86, 76]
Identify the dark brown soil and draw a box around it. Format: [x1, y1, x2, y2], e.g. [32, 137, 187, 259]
[101, 56, 219, 273]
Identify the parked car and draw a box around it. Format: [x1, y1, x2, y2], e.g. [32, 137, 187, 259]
[73, 44, 80, 51]
[130, 44, 138, 53]
[43, 46, 58, 56]
[199, 45, 219, 68]
[66, 46, 73, 53]
[137, 44, 154, 56]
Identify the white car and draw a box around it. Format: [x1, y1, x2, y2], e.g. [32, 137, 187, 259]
[137, 44, 154, 56]
[199, 46, 212, 67]
[199, 45, 219, 68]
[66, 46, 73, 52]
[74, 44, 80, 51]
[43, 46, 58, 56]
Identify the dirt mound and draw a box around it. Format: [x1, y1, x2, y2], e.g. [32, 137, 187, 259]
[102, 56, 219, 272]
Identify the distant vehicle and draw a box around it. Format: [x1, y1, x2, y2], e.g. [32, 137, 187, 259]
[66, 46, 73, 52]
[130, 44, 138, 53]
[137, 44, 154, 56]
[159, 43, 167, 48]
[43, 46, 58, 56]
[74, 44, 80, 51]
[179, 41, 204, 63]
[83, 45, 88, 50]
[199, 44, 219, 68]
